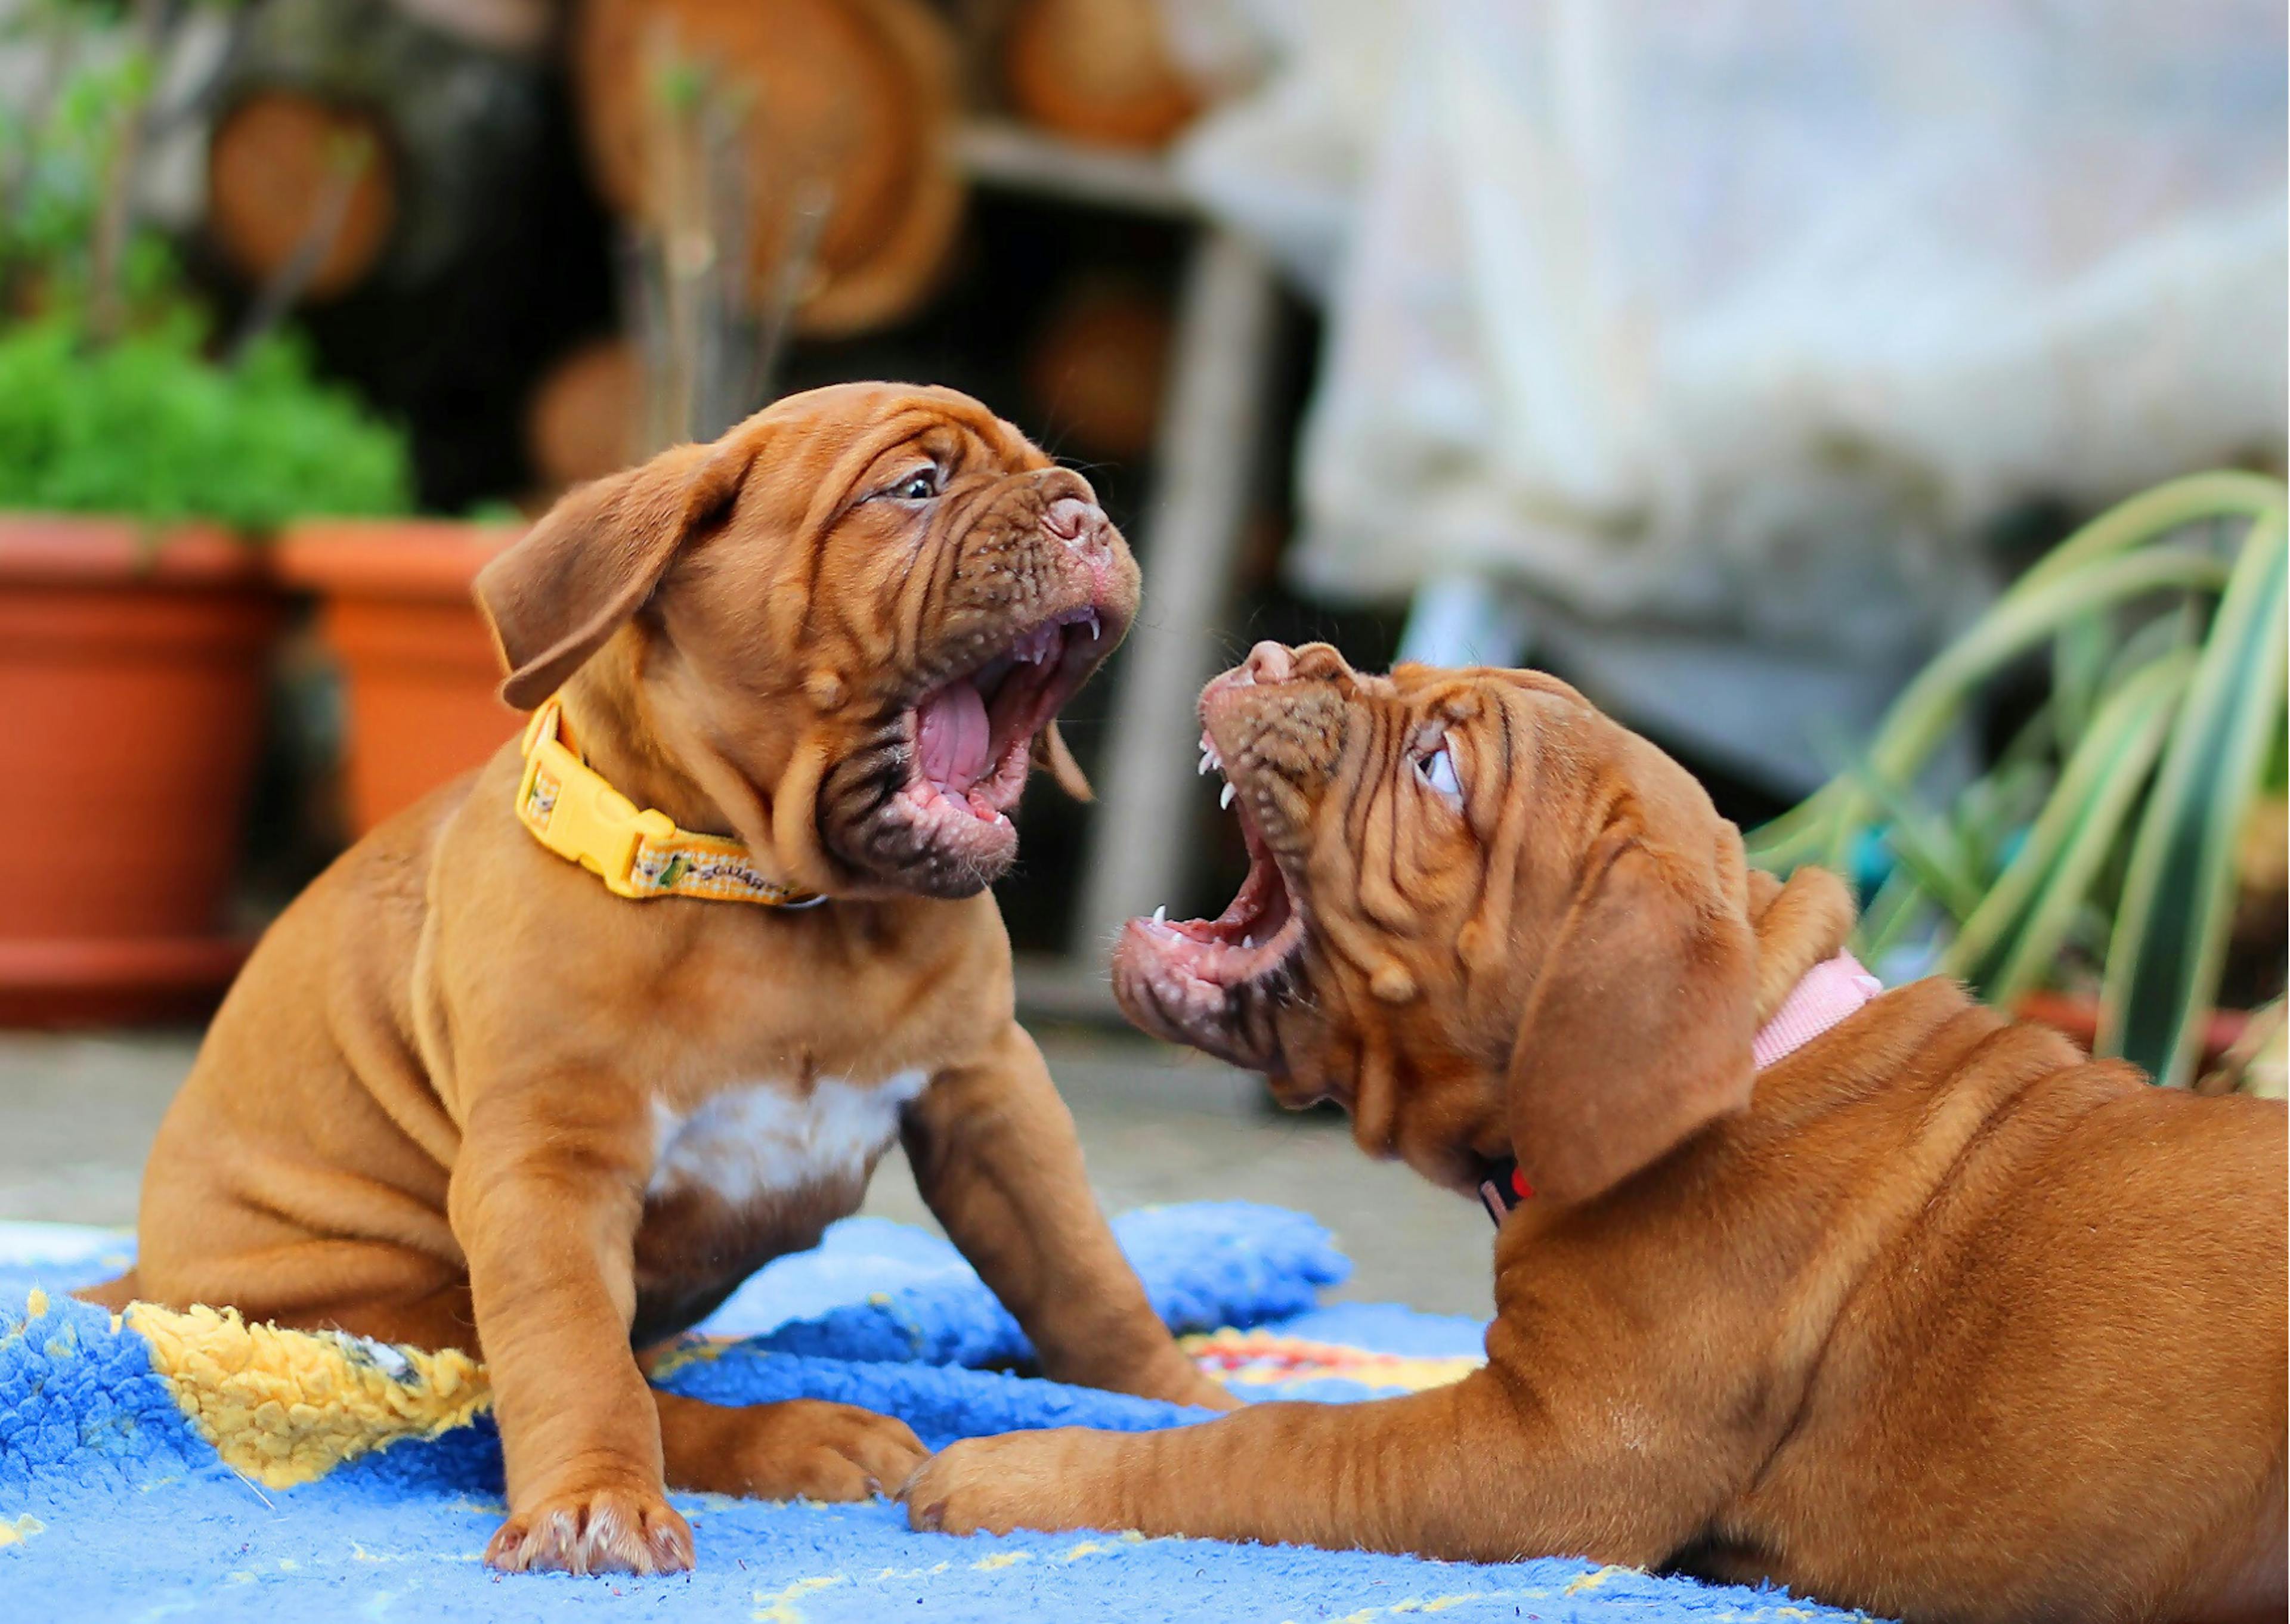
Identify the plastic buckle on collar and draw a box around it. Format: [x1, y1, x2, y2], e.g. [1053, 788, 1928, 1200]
[516, 726, 676, 900]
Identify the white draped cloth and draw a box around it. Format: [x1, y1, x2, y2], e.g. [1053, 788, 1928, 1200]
[1167, 0, 2286, 786]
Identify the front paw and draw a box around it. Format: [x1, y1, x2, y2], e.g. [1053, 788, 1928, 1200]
[901, 1431, 1112, 1536]
[485, 1482, 694, 1576]
[670, 1399, 931, 1502]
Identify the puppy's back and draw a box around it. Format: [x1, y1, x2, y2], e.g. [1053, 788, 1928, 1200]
[1738, 1037, 2285, 1624]
[122, 768, 485, 1310]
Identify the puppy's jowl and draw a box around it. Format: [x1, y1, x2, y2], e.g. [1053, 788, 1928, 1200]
[84, 384, 1232, 1577]
[906, 641, 2286, 1624]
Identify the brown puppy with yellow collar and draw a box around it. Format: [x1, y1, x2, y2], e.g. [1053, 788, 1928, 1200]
[903, 642, 2287, 1624]
[81, 383, 1231, 1576]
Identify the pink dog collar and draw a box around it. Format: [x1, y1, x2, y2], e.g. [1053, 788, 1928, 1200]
[1751, 951, 1885, 1071]
[1480, 952, 1883, 1224]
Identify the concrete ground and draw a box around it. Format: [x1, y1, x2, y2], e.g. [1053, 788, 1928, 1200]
[0, 1024, 1495, 1319]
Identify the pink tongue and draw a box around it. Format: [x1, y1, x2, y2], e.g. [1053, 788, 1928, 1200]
[917, 680, 991, 791]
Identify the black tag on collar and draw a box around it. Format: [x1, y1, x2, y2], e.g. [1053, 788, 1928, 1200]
[1478, 1158, 1534, 1226]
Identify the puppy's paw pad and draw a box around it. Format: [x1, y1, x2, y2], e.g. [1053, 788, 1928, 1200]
[485, 1486, 693, 1576]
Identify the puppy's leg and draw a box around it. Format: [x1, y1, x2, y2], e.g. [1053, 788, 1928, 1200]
[900, 1022, 1236, 1411]
[450, 1084, 692, 1577]
[107, 1238, 476, 1348]
[237, 1276, 476, 1352]
[73, 1272, 138, 1312]
[903, 1369, 1691, 1567]
[652, 1391, 927, 1499]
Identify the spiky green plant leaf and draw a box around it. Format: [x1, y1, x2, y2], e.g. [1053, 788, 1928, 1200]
[1988, 674, 2187, 1006]
[2099, 509, 2290, 1085]
[1751, 553, 2233, 875]
[1941, 651, 2195, 985]
[1750, 474, 2279, 875]
[2052, 615, 2110, 754]
[1856, 866, 1935, 966]
[1849, 768, 1986, 923]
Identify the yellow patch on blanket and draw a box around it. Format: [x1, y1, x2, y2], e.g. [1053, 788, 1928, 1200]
[124, 1303, 490, 1487]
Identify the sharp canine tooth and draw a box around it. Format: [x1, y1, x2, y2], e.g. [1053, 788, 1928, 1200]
[1243, 934, 1255, 949]
[1220, 783, 1236, 809]
[1152, 905, 1167, 925]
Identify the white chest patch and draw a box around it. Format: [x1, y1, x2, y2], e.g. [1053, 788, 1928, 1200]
[647, 1070, 929, 1207]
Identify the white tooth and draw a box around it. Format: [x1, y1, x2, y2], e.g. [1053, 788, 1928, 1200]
[1242, 934, 1255, 949]
[1152, 905, 1167, 925]
[1220, 783, 1236, 809]
[1088, 615, 1100, 640]
[1199, 755, 1211, 776]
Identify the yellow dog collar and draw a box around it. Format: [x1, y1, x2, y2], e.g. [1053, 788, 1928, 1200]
[515, 698, 821, 907]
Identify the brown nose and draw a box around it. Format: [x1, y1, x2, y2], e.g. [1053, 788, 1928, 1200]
[1042, 497, 1104, 547]
[1240, 641, 1295, 685]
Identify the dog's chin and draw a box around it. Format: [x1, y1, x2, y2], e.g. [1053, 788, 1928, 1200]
[844, 786, 1025, 900]
[821, 748, 1030, 900]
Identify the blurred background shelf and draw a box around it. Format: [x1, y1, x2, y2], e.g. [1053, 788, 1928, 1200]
[955, 117, 1190, 215]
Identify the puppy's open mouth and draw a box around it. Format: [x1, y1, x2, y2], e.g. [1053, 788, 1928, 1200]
[1110, 731, 1303, 1068]
[1137, 732, 1304, 981]
[896, 605, 1104, 829]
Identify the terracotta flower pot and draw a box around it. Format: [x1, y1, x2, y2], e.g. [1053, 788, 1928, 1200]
[274, 519, 522, 836]
[0, 517, 286, 1024]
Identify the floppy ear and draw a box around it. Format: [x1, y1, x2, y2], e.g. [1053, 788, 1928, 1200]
[1506, 827, 1759, 1206]
[475, 440, 753, 709]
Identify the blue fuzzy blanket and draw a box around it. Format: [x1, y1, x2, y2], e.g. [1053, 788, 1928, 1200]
[0, 1205, 1879, 1622]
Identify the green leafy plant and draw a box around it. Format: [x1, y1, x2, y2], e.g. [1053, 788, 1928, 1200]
[0, 0, 413, 529]
[1750, 472, 2290, 1090]
[0, 313, 410, 529]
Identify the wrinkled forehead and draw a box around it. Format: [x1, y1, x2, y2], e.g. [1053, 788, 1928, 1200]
[739, 383, 1046, 485]
[1379, 662, 1590, 725]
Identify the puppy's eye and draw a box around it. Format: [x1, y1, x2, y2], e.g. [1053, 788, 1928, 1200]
[889, 467, 940, 501]
[1414, 745, 1463, 810]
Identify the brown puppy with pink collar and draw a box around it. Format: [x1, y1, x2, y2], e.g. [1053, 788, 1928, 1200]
[904, 641, 2287, 1624]
[83, 383, 1231, 1576]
